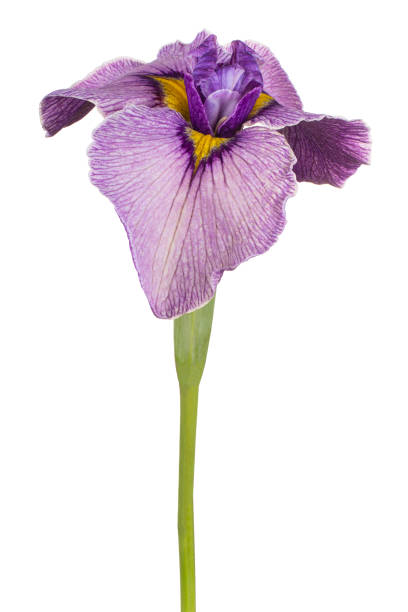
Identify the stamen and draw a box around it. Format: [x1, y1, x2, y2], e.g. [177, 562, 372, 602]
[214, 116, 228, 133]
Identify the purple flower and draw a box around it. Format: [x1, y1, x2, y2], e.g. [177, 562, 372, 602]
[41, 31, 370, 319]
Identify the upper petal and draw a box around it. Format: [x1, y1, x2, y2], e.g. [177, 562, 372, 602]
[229, 40, 263, 92]
[88, 105, 297, 319]
[184, 73, 212, 134]
[245, 41, 303, 109]
[200, 65, 246, 97]
[191, 34, 218, 86]
[218, 86, 262, 136]
[157, 30, 216, 73]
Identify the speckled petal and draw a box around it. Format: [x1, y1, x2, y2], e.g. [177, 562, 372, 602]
[88, 106, 297, 319]
[281, 117, 371, 187]
[245, 41, 303, 109]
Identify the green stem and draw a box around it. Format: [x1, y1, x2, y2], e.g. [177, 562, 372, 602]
[174, 298, 215, 612]
[178, 385, 198, 612]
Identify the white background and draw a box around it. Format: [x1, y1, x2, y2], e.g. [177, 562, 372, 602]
[1, 1, 407, 610]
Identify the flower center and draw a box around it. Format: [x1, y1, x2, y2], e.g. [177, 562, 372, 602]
[190, 41, 265, 136]
[198, 65, 249, 133]
[203, 88, 241, 132]
[151, 40, 273, 137]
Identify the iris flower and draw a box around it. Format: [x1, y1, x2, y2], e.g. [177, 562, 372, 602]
[41, 31, 369, 319]
[41, 31, 370, 612]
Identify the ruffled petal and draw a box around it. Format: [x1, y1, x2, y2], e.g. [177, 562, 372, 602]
[245, 41, 303, 109]
[230, 40, 263, 91]
[40, 58, 157, 136]
[245, 101, 370, 187]
[281, 117, 371, 187]
[156, 30, 215, 73]
[88, 106, 297, 319]
[191, 35, 218, 86]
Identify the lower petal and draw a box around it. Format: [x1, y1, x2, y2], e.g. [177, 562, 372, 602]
[88, 106, 297, 319]
[281, 117, 371, 187]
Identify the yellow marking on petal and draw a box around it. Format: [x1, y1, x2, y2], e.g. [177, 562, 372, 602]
[187, 129, 230, 172]
[150, 76, 190, 121]
[248, 92, 274, 119]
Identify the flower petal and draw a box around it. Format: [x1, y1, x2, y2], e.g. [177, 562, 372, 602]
[218, 86, 262, 136]
[230, 40, 263, 91]
[281, 117, 370, 187]
[203, 89, 241, 131]
[245, 41, 303, 109]
[88, 106, 297, 319]
[184, 73, 212, 134]
[157, 30, 215, 73]
[191, 35, 218, 86]
[40, 58, 157, 136]
[200, 65, 246, 97]
[247, 102, 370, 187]
[147, 76, 191, 121]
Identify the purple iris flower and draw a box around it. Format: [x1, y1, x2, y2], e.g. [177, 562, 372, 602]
[41, 31, 370, 319]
